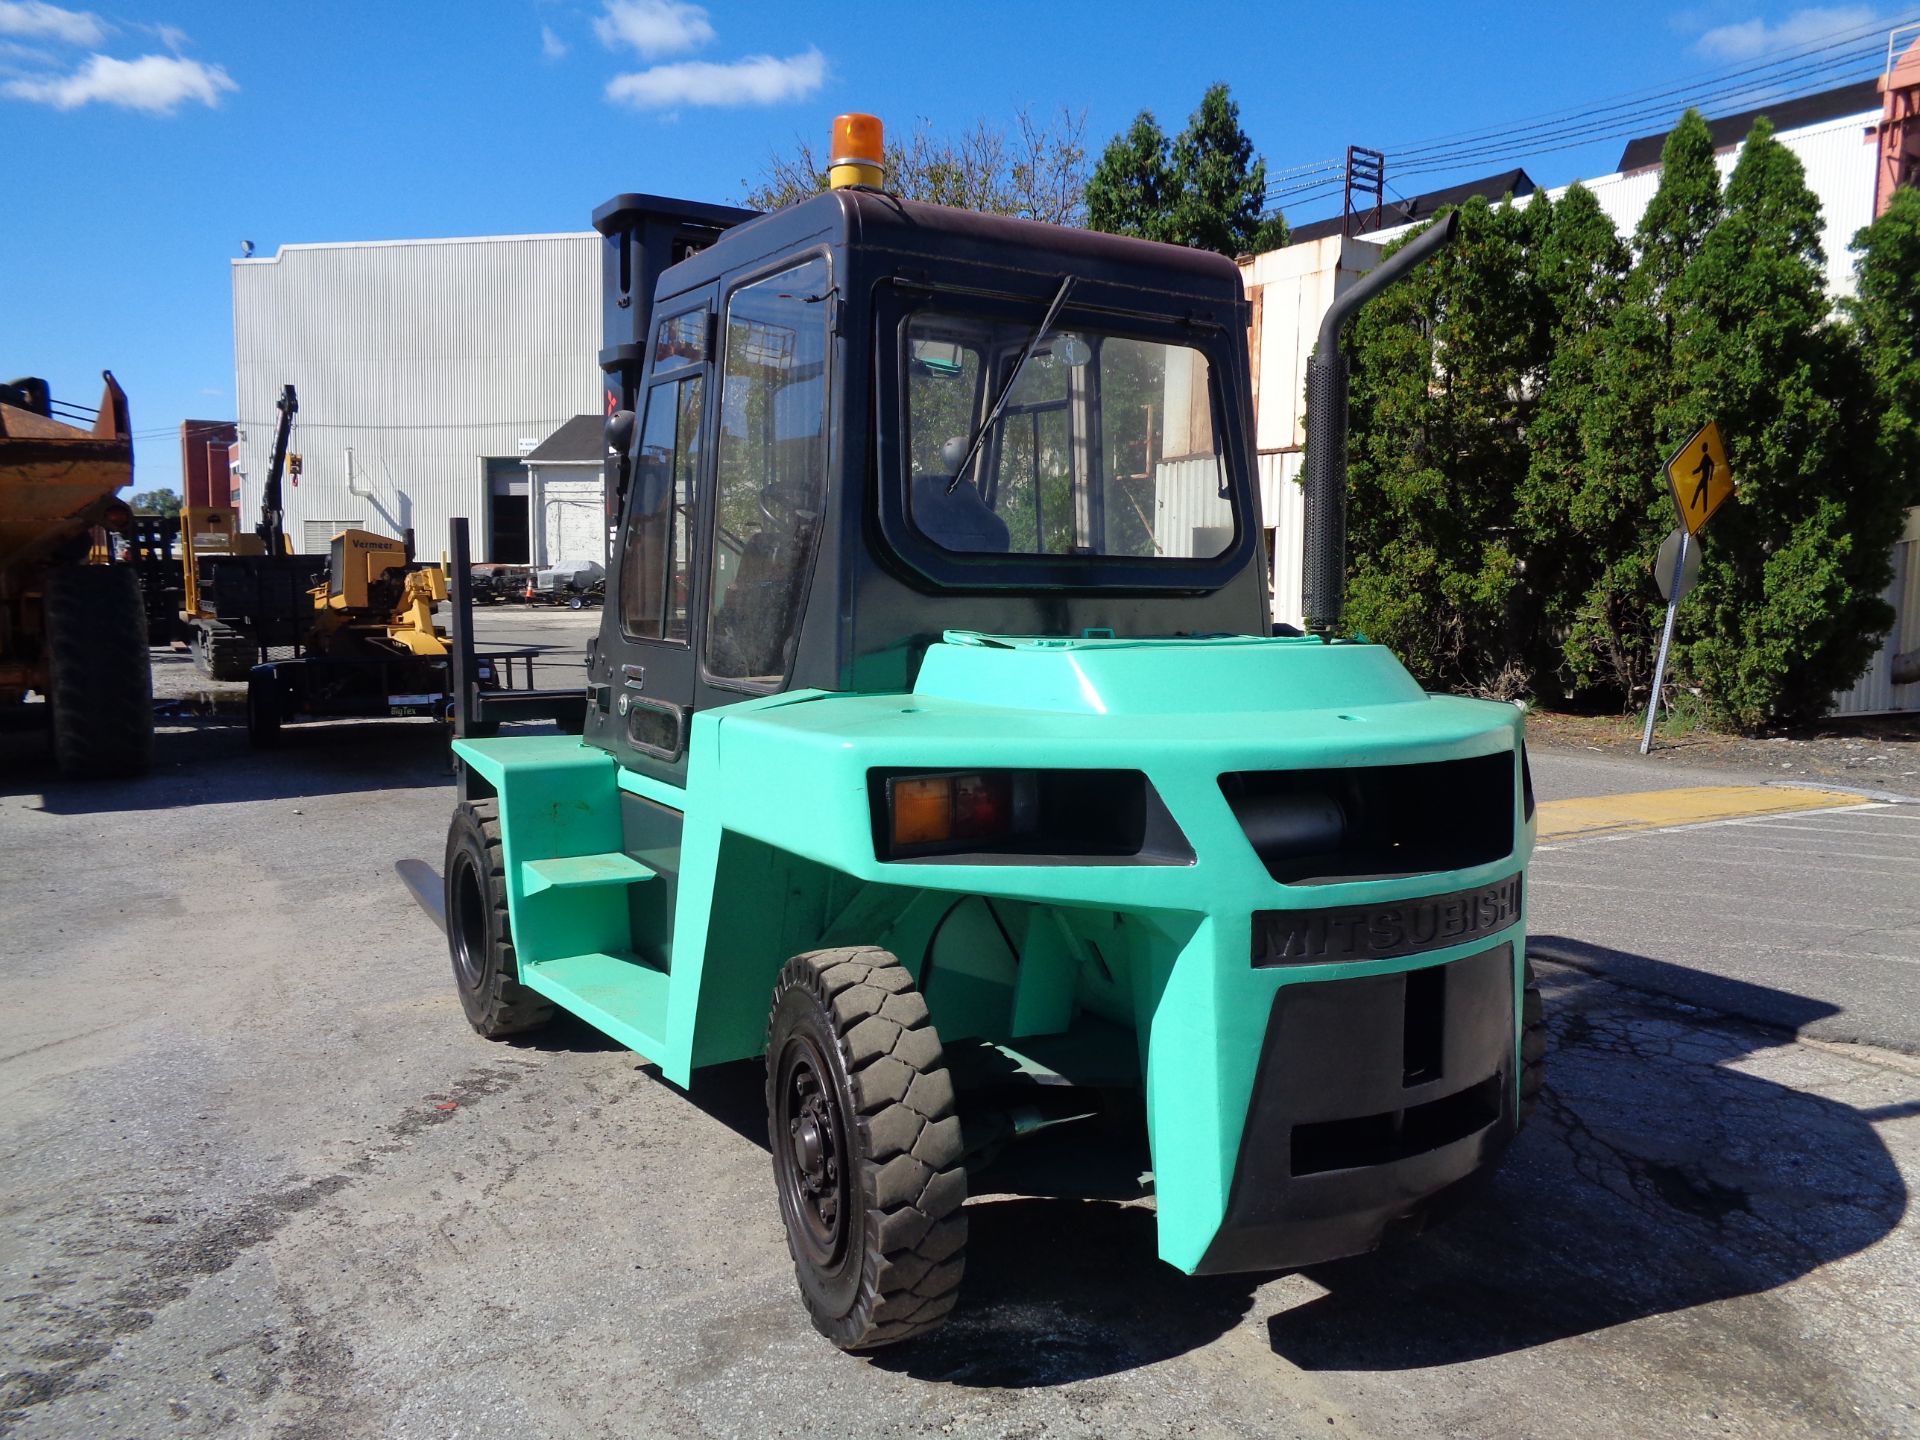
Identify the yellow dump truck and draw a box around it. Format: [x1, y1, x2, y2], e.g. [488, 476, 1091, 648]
[0, 372, 153, 778]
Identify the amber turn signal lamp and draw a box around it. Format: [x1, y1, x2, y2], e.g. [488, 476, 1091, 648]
[829, 112, 885, 190]
[886, 771, 1020, 852]
[890, 775, 952, 847]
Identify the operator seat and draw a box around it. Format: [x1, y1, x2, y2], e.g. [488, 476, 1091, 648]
[911, 473, 1011, 553]
[709, 481, 819, 679]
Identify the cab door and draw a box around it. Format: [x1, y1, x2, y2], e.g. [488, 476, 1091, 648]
[586, 294, 715, 787]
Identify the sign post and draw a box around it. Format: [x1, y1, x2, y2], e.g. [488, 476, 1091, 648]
[1640, 531, 1692, 754]
[1640, 421, 1735, 755]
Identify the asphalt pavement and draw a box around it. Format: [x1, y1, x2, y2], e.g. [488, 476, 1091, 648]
[1528, 766, 1920, 1053]
[0, 667, 1915, 1439]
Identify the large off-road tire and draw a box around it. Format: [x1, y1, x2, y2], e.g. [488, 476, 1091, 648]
[190, 621, 253, 682]
[444, 799, 555, 1038]
[1519, 958, 1546, 1125]
[43, 565, 153, 780]
[766, 946, 967, 1350]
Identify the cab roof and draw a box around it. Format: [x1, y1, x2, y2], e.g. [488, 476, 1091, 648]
[656, 187, 1248, 318]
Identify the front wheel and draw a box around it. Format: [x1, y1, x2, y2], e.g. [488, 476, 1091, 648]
[444, 799, 554, 1037]
[767, 947, 967, 1349]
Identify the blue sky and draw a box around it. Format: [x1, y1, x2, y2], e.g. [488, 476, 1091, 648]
[4, 0, 1913, 493]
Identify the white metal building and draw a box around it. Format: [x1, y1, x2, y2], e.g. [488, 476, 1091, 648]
[521, 414, 611, 570]
[230, 232, 601, 564]
[1246, 81, 1918, 712]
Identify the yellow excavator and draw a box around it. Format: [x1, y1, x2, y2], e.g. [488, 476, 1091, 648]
[199, 382, 553, 745]
[243, 525, 468, 745]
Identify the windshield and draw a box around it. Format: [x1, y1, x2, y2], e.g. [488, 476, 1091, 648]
[902, 308, 1236, 563]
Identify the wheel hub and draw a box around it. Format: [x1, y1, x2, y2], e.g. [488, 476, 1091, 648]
[775, 1037, 847, 1268]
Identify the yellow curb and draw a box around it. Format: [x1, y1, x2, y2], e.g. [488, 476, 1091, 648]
[1536, 785, 1875, 843]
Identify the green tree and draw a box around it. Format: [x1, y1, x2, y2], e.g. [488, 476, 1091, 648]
[1087, 84, 1287, 256]
[1670, 118, 1905, 728]
[744, 108, 1090, 224]
[128, 487, 181, 516]
[1848, 185, 1920, 510]
[1559, 110, 1723, 703]
[1517, 182, 1632, 699]
[1086, 112, 1176, 242]
[1341, 196, 1551, 695]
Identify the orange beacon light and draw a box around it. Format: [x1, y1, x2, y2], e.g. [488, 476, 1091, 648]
[829, 113, 885, 190]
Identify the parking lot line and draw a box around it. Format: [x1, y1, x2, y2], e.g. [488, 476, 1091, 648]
[1535, 784, 1878, 845]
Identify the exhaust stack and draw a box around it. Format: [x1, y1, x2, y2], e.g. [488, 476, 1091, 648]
[1302, 212, 1459, 635]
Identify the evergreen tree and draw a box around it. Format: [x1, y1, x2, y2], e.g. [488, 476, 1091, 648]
[1561, 110, 1723, 702]
[1087, 84, 1287, 256]
[1342, 196, 1550, 695]
[1669, 118, 1900, 728]
[1086, 112, 1177, 242]
[1848, 186, 1920, 509]
[1517, 182, 1631, 699]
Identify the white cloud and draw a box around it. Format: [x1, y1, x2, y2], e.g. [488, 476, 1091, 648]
[4, 52, 236, 113]
[606, 46, 825, 108]
[0, 37, 56, 64]
[594, 0, 713, 59]
[0, 1, 105, 47]
[541, 23, 567, 59]
[1694, 5, 1883, 59]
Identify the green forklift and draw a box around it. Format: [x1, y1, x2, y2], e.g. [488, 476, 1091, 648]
[424, 116, 1542, 1350]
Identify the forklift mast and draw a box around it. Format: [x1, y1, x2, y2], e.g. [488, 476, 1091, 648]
[256, 383, 297, 555]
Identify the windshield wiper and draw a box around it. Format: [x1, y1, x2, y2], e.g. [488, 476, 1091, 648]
[944, 275, 1075, 496]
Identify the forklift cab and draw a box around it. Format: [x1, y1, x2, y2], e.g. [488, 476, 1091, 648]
[583, 187, 1269, 785]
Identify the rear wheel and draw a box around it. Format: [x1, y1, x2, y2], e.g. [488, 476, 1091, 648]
[43, 565, 153, 780]
[1519, 958, 1546, 1124]
[444, 799, 554, 1037]
[767, 946, 967, 1350]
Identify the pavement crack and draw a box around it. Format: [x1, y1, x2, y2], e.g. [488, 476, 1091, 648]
[0, 1061, 531, 1430]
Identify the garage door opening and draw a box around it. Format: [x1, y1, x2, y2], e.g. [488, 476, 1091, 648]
[485, 457, 529, 563]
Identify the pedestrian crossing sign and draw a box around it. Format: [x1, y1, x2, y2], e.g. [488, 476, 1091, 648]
[1664, 420, 1735, 535]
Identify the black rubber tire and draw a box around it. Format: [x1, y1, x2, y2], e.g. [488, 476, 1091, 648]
[766, 946, 967, 1350]
[245, 674, 283, 748]
[43, 565, 154, 780]
[190, 621, 253, 682]
[1519, 958, 1546, 1125]
[444, 799, 555, 1038]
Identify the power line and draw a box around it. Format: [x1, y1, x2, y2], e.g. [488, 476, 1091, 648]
[1382, 41, 1890, 175]
[1383, 14, 1904, 160]
[1269, 13, 1915, 209]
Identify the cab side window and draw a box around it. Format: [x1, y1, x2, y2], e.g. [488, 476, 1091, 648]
[705, 255, 831, 687]
[620, 375, 703, 642]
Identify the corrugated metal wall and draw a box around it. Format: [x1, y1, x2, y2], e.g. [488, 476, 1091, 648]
[1570, 112, 1877, 297]
[1238, 234, 1384, 626]
[231, 232, 601, 562]
[1834, 507, 1920, 715]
